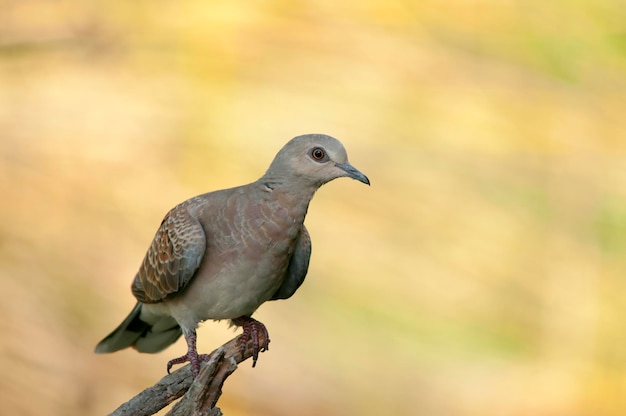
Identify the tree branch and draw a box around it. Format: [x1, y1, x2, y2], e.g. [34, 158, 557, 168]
[108, 334, 267, 416]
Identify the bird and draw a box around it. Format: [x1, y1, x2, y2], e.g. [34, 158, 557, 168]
[95, 133, 369, 377]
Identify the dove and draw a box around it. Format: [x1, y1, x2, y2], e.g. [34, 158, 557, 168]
[95, 133, 369, 377]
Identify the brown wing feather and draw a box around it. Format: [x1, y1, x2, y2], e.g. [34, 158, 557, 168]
[131, 201, 206, 304]
[270, 225, 311, 300]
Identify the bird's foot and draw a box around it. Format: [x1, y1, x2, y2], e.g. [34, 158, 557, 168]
[232, 316, 270, 367]
[167, 329, 210, 377]
[167, 351, 211, 377]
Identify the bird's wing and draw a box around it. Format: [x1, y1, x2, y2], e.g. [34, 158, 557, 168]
[131, 201, 206, 304]
[270, 225, 312, 300]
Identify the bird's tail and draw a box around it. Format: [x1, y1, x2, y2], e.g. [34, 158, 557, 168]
[94, 303, 182, 354]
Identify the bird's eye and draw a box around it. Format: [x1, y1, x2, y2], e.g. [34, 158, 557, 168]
[310, 147, 326, 161]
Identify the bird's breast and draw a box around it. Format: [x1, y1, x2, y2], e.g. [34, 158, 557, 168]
[178, 190, 305, 321]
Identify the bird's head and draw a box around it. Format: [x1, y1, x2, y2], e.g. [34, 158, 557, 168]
[265, 134, 370, 188]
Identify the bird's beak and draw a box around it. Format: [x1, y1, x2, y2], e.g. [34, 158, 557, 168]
[337, 163, 370, 186]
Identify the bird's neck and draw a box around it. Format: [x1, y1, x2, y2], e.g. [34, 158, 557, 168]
[257, 176, 318, 222]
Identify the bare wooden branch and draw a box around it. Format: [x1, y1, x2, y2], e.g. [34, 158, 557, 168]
[166, 352, 237, 416]
[108, 333, 268, 416]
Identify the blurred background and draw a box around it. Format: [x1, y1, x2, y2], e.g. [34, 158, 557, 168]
[2, 0, 626, 415]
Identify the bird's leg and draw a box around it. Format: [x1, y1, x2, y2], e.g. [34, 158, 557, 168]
[232, 316, 270, 367]
[166, 328, 210, 377]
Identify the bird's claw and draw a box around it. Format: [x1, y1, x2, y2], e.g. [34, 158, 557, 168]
[166, 352, 211, 377]
[233, 316, 270, 367]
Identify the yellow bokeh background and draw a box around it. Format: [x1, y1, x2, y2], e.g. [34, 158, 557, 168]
[2, 1, 626, 415]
